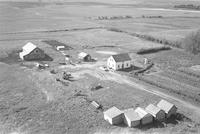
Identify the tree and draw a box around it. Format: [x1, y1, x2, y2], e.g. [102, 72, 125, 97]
[183, 29, 200, 55]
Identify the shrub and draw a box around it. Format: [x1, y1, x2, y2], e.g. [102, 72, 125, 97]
[183, 29, 200, 55]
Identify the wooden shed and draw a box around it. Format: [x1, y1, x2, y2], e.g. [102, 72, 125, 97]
[103, 106, 123, 125]
[157, 100, 177, 118]
[19, 42, 45, 61]
[123, 109, 141, 127]
[78, 52, 91, 62]
[135, 107, 153, 125]
[145, 104, 165, 121]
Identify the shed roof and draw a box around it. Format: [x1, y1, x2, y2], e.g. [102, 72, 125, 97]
[111, 53, 131, 62]
[124, 109, 141, 121]
[135, 107, 151, 118]
[104, 106, 123, 119]
[78, 52, 89, 58]
[20, 42, 38, 57]
[157, 100, 176, 113]
[145, 104, 163, 115]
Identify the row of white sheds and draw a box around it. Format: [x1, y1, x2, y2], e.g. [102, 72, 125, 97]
[103, 99, 177, 127]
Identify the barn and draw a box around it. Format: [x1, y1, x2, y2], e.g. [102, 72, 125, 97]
[123, 108, 141, 127]
[157, 100, 177, 118]
[145, 104, 165, 121]
[19, 42, 45, 61]
[103, 106, 123, 125]
[135, 107, 153, 125]
[107, 53, 131, 70]
[78, 52, 91, 62]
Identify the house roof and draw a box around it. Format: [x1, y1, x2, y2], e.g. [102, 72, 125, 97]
[20, 42, 38, 57]
[111, 53, 131, 62]
[124, 109, 141, 121]
[157, 100, 176, 113]
[104, 106, 123, 119]
[78, 52, 89, 58]
[145, 104, 163, 115]
[135, 107, 152, 118]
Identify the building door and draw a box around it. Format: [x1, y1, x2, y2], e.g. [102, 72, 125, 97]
[122, 63, 124, 69]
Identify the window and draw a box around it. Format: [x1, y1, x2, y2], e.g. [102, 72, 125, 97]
[118, 65, 120, 68]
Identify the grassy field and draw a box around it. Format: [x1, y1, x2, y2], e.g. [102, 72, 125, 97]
[0, 0, 200, 134]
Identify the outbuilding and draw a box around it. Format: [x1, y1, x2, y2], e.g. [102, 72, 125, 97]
[145, 104, 165, 121]
[107, 53, 131, 70]
[78, 52, 91, 62]
[123, 108, 141, 127]
[103, 106, 123, 125]
[135, 107, 153, 125]
[157, 100, 177, 118]
[19, 42, 45, 61]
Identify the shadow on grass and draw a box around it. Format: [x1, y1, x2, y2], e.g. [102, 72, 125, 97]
[118, 65, 143, 73]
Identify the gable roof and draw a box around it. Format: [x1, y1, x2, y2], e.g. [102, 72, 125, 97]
[111, 53, 131, 62]
[103, 106, 123, 119]
[124, 109, 141, 121]
[22, 42, 37, 53]
[135, 107, 151, 118]
[78, 52, 89, 58]
[145, 104, 163, 115]
[157, 100, 176, 113]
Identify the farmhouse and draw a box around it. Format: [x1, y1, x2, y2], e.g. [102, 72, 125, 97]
[145, 104, 165, 121]
[78, 52, 92, 62]
[107, 53, 131, 70]
[103, 106, 123, 125]
[19, 42, 45, 61]
[123, 109, 141, 127]
[157, 100, 177, 118]
[135, 107, 153, 125]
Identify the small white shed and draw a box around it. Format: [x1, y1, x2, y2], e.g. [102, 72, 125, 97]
[135, 107, 153, 125]
[78, 52, 91, 61]
[157, 100, 177, 118]
[103, 106, 123, 125]
[56, 46, 65, 51]
[145, 104, 165, 121]
[123, 109, 141, 127]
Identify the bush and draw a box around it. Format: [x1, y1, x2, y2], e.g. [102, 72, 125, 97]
[183, 30, 200, 55]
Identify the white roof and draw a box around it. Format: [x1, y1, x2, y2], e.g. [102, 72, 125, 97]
[145, 104, 163, 115]
[157, 100, 176, 113]
[124, 109, 141, 121]
[135, 107, 151, 118]
[20, 42, 37, 58]
[78, 52, 89, 58]
[22, 42, 37, 53]
[104, 106, 123, 119]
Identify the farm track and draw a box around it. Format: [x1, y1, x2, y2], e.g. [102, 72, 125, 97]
[0, 27, 104, 35]
[82, 68, 200, 117]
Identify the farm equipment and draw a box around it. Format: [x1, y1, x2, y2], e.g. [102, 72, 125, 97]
[62, 71, 73, 81]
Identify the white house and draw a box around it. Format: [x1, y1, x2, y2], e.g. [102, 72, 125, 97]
[157, 100, 177, 118]
[107, 53, 131, 70]
[123, 108, 141, 127]
[145, 104, 165, 121]
[19, 42, 45, 61]
[103, 106, 123, 125]
[135, 107, 153, 125]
